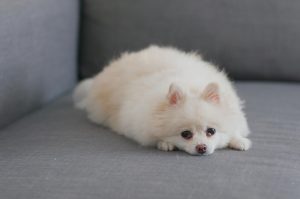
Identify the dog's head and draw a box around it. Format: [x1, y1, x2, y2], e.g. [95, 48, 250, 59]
[153, 82, 234, 155]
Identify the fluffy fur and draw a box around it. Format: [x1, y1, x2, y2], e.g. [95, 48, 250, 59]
[73, 45, 251, 155]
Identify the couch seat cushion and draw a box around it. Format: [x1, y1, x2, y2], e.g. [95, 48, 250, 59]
[0, 82, 299, 199]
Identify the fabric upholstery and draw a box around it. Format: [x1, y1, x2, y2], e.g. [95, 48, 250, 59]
[80, 0, 300, 81]
[0, 82, 299, 199]
[0, 0, 79, 128]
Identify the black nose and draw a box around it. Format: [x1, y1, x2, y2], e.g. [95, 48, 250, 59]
[196, 144, 207, 154]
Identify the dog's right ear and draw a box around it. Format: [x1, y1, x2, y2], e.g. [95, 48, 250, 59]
[167, 83, 185, 105]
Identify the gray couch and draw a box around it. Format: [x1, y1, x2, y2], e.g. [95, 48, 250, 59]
[1, 0, 300, 199]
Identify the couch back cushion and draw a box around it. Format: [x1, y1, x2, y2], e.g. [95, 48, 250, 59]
[80, 0, 300, 81]
[0, 0, 79, 128]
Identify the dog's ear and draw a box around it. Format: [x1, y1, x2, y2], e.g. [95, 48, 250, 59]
[167, 83, 184, 105]
[201, 82, 220, 104]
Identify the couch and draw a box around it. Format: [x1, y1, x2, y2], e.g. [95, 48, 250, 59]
[1, 0, 299, 198]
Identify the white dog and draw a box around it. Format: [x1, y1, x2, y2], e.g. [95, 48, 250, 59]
[73, 45, 251, 155]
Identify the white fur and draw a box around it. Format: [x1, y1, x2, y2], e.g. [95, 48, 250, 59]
[73, 45, 251, 155]
[73, 78, 93, 109]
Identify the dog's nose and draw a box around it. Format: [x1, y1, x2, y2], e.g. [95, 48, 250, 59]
[196, 144, 207, 154]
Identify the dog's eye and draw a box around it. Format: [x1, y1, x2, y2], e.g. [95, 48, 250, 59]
[206, 128, 216, 137]
[181, 130, 193, 140]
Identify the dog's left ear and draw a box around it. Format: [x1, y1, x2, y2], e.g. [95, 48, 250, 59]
[201, 82, 220, 104]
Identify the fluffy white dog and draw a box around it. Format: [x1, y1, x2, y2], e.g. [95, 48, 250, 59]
[74, 45, 251, 155]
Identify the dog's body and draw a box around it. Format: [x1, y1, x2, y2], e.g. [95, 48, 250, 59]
[74, 46, 251, 155]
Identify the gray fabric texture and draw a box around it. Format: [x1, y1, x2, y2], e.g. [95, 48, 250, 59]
[0, 0, 79, 128]
[0, 82, 299, 199]
[80, 0, 300, 81]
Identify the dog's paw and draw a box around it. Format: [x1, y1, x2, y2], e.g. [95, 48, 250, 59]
[157, 141, 175, 151]
[229, 137, 251, 151]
